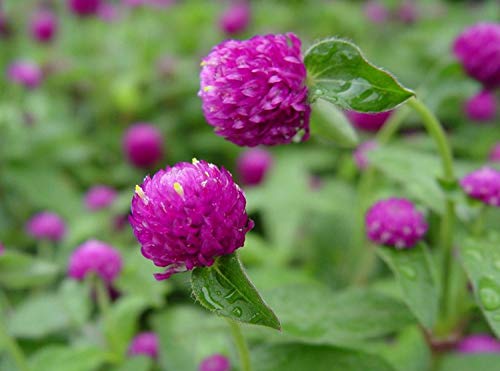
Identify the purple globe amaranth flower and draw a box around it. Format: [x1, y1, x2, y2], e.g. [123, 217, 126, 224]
[85, 185, 118, 211]
[363, 1, 389, 24]
[7, 61, 43, 89]
[354, 140, 378, 170]
[219, 2, 251, 35]
[457, 334, 500, 353]
[67, 0, 101, 17]
[123, 123, 164, 168]
[199, 33, 310, 147]
[397, 1, 419, 24]
[128, 332, 159, 359]
[345, 110, 392, 132]
[26, 212, 66, 242]
[30, 10, 58, 43]
[464, 90, 497, 122]
[489, 143, 500, 163]
[98, 3, 120, 22]
[460, 167, 500, 207]
[68, 240, 123, 283]
[129, 159, 254, 280]
[453, 23, 500, 89]
[199, 354, 231, 371]
[366, 198, 428, 249]
[236, 148, 273, 186]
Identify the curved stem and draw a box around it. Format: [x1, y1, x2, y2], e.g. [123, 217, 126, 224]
[0, 322, 29, 371]
[226, 319, 251, 371]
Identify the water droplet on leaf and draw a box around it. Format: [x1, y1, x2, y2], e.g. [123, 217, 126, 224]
[231, 307, 243, 317]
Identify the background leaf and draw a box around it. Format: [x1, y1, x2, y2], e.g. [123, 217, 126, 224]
[0, 252, 59, 289]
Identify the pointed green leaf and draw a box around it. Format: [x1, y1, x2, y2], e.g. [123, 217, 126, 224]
[191, 253, 281, 330]
[311, 98, 359, 147]
[304, 38, 414, 112]
[376, 243, 439, 328]
[0, 252, 59, 289]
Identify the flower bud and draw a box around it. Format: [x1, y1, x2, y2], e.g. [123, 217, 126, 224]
[128, 332, 159, 359]
[464, 90, 497, 122]
[460, 167, 500, 207]
[123, 123, 164, 168]
[26, 212, 66, 242]
[236, 148, 273, 186]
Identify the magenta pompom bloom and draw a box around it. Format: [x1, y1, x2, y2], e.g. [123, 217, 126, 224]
[345, 110, 392, 132]
[130, 159, 254, 280]
[237, 148, 273, 186]
[123, 123, 164, 168]
[199, 354, 231, 371]
[7, 61, 43, 89]
[453, 23, 500, 89]
[489, 143, 500, 163]
[219, 2, 251, 35]
[199, 33, 310, 147]
[85, 185, 117, 211]
[128, 332, 159, 359]
[397, 1, 418, 24]
[460, 167, 500, 207]
[30, 10, 57, 43]
[354, 140, 377, 170]
[457, 334, 500, 353]
[67, 0, 101, 16]
[464, 90, 497, 122]
[26, 212, 66, 242]
[366, 198, 428, 249]
[68, 240, 123, 283]
[363, 1, 389, 24]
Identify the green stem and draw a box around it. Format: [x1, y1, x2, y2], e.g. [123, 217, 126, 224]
[94, 276, 110, 316]
[0, 322, 29, 371]
[226, 319, 251, 371]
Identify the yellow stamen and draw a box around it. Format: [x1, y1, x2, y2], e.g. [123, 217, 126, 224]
[203, 85, 213, 92]
[173, 182, 184, 197]
[192, 157, 199, 164]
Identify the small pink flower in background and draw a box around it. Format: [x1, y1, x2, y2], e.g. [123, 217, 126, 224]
[199, 33, 310, 147]
[237, 148, 273, 186]
[68, 240, 123, 283]
[464, 90, 497, 122]
[366, 198, 428, 249]
[26, 212, 66, 242]
[453, 23, 500, 89]
[98, 3, 120, 22]
[397, 1, 418, 24]
[123, 123, 164, 168]
[85, 185, 117, 211]
[363, 1, 389, 24]
[219, 1, 251, 35]
[129, 159, 254, 280]
[199, 354, 231, 371]
[30, 9, 58, 43]
[128, 332, 159, 359]
[67, 0, 101, 17]
[7, 61, 43, 89]
[489, 143, 500, 163]
[460, 167, 500, 207]
[346, 110, 392, 132]
[457, 334, 500, 353]
[354, 140, 378, 170]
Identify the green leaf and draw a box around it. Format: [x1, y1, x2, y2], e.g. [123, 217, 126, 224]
[0, 252, 59, 289]
[252, 343, 396, 371]
[112, 356, 153, 371]
[438, 354, 500, 371]
[58, 279, 92, 327]
[459, 237, 500, 337]
[191, 253, 281, 330]
[304, 38, 414, 112]
[376, 244, 439, 329]
[29, 345, 106, 371]
[310, 98, 358, 147]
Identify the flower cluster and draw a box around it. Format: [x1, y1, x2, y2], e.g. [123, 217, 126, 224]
[236, 148, 273, 186]
[85, 185, 117, 211]
[128, 332, 159, 359]
[7, 61, 43, 89]
[460, 167, 500, 207]
[464, 90, 497, 122]
[457, 334, 500, 353]
[123, 123, 164, 168]
[26, 211, 66, 242]
[130, 159, 254, 279]
[30, 10, 58, 43]
[345, 110, 392, 132]
[199, 354, 231, 371]
[219, 2, 251, 35]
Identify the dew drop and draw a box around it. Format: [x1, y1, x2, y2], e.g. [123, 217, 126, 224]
[478, 278, 500, 311]
[231, 307, 243, 317]
[400, 265, 416, 280]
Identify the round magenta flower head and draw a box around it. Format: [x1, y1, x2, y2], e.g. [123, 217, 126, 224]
[30, 10, 58, 43]
[67, 0, 101, 17]
[365, 198, 428, 249]
[123, 123, 164, 168]
[345, 110, 392, 132]
[453, 23, 500, 89]
[464, 90, 497, 122]
[129, 159, 254, 280]
[236, 148, 273, 186]
[128, 332, 159, 359]
[457, 334, 500, 353]
[219, 2, 251, 35]
[353, 140, 378, 170]
[363, 1, 389, 24]
[489, 143, 500, 163]
[199, 354, 231, 371]
[85, 185, 117, 211]
[98, 3, 120, 23]
[68, 240, 123, 283]
[26, 211, 66, 242]
[199, 33, 310, 147]
[7, 61, 43, 89]
[460, 167, 500, 207]
[397, 1, 418, 24]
